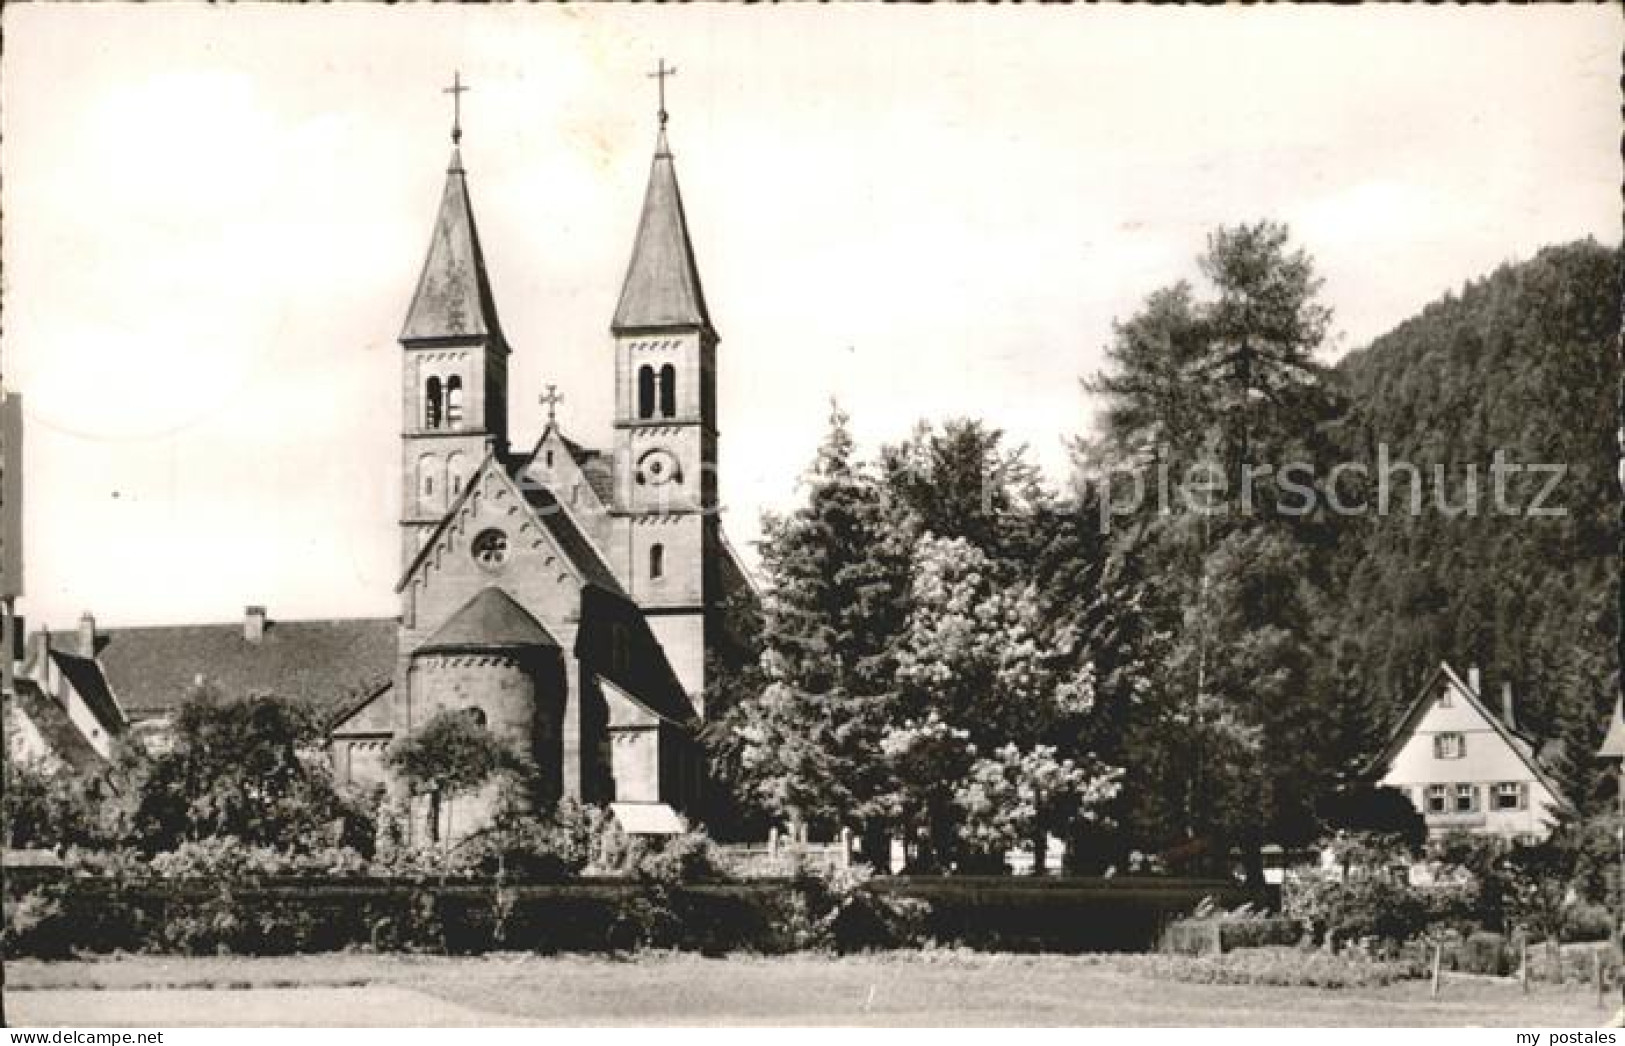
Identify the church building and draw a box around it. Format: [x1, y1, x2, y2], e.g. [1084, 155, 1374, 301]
[329, 81, 757, 835]
[16, 78, 756, 844]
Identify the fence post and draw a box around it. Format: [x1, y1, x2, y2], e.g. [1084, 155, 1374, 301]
[1521, 938, 1530, 994]
[1598, 948, 1606, 1009]
[839, 827, 852, 869]
[1431, 941, 1443, 998]
[769, 826, 779, 857]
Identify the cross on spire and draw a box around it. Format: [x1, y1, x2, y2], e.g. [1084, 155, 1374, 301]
[539, 384, 564, 423]
[443, 70, 470, 145]
[648, 59, 677, 129]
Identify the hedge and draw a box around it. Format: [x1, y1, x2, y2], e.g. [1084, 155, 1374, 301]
[4, 875, 1271, 958]
[1161, 916, 1303, 956]
[869, 876, 1273, 953]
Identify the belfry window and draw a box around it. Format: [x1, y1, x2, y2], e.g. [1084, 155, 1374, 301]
[446, 377, 464, 427]
[649, 543, 665, 580]
[659, 364, 676, 418]
[425, 377, 443, 429]
[638, 365, 656, 419]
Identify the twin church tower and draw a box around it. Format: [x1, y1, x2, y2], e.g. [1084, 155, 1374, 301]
[333, 71, 753, 832]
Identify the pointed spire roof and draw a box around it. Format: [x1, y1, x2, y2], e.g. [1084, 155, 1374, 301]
[611, 129, 712, 334]
[401, 148, 506, 345]
[415, 586, 557, 656]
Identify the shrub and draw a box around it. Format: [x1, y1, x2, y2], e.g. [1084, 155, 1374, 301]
[813, 867, 931, 953]
[148, 837, 370, 879]
[1115, 946, 1424, 989]
[1285, 866, 1429, 950]
[456, 799, 609, 880]
[615, 830, 732, 884]
[3, 887, 71, 959]
[1459, 931, 1511, 975]
[1163, 915, 1302, 955]
[1565, 901, 1613, 942]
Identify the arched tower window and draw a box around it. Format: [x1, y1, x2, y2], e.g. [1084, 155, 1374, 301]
[424, 377, 443, 429]
[649, 543, 665, 580]
[445, 376, 464, 427]
[658, 364, 676, 418]
[637, 365, 656, 419]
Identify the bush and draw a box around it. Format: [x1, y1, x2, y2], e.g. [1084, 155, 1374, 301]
[1565, 902, 1613, 943]
[1459, 931, 1511, 975]
[612, 830, 732, 884]
[148, 837, 370, 880]
[3, 887, 71, 959]
[1113, 946, 1424, 989]
[1163, 915, 1302, 955]
[1284, 867, 1429, 950]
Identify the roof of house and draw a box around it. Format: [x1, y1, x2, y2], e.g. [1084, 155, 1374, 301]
[47, 650, 127, 730]
[416, 586, 559, 656]
[45, 617, 398, 720]
[6, 678, 104, 773]
[611, 128, 712, 334]
[1373, 661, 1570, 808]
[400, 146, 506, 344]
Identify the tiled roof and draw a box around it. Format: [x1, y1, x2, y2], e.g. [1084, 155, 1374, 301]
[416, 587, 559, 656]
[515, 483, 626, 597]
[6, 679, 104, 773]
[48, 650, 126, 732]
[400, 147, 506, 344]
[611, 129, 712, 334]
[46, 618, 397, 719]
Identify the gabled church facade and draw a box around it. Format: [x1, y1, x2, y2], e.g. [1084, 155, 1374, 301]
[329, 101, 756, 834]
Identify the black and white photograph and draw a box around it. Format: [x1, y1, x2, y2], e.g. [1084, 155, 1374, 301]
[1, 3, 1620, 1033]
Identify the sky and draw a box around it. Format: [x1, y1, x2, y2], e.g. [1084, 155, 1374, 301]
[3, 4, 1619, 630]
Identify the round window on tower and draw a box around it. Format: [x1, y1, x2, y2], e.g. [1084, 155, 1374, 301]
[471, 528, 509, 571]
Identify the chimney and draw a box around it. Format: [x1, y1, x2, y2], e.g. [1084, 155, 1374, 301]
[77, 611, 96, 658]
[244, 605, 266, 644]
[1468, 665, 1481, 695]
[1502, 682, 1517, 732]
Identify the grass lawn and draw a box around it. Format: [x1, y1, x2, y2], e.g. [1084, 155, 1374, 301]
[5, 951, 1617, 1027]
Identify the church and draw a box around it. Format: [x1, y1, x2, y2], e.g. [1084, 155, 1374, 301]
[20, 76, 757, 841]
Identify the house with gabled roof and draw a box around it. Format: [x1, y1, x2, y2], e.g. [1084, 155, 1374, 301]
[1373, 661, 1568, 841]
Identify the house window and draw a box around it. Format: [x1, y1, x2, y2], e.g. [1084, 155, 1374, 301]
[649, 543, 665, 580]
[1426, 784, 1447, 814]
[1434, 732, 1465, 759]
[1495, 782, 1527, 811]
[1454, 783, 1478, 813]
[1437, 689, 1451, 708]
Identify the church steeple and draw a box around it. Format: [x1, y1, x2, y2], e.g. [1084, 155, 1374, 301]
[610, 125, 712, 335]
[398, 76, 510, 570]
[400, 145, 506, 344]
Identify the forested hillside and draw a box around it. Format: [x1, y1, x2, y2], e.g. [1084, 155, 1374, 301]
[1329, 239, 1620, 810]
